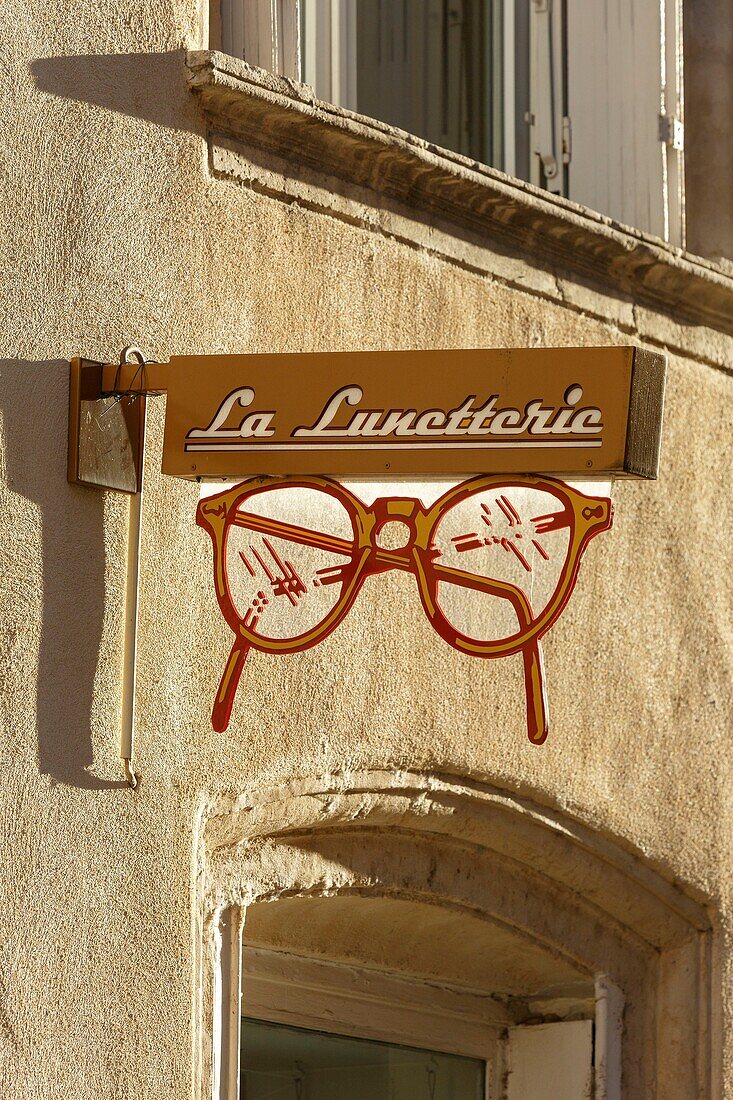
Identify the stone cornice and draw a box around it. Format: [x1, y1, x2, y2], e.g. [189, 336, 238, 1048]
[187, 50, 733, 336]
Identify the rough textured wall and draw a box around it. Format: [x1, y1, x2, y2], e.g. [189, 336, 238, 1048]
[0, 1, 731, 1098]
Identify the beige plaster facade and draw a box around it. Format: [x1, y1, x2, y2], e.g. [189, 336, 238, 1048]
[0, 2, 732, 1098]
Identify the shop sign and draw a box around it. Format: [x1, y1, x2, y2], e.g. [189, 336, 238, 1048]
[67, 345, 664, 753]
[160, 347, 663, 480]
[69, 346, 664, 487]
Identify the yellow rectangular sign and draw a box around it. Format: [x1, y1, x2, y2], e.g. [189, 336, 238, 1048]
[158, 346, 664, 479]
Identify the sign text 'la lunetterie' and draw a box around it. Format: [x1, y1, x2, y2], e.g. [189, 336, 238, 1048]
[185, 383, 603, 451]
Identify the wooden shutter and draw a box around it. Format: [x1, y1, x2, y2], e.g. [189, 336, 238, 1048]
[528, 0, 566, 194]
[566, 0, 683, 243]
[506, 1020, 593, 1100]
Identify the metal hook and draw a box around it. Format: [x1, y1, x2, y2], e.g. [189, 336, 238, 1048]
[111, 346, 148, 398]
[113, 345, 165, 398]
[121, 345, 147, 365]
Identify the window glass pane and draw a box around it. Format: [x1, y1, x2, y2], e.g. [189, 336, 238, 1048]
[511, 0, 531, 180]
[355, 0, 502, 166]
[241, 1018, 486, 1099]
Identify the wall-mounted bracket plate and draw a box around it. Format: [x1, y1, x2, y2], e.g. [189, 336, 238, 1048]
[67, 358, 146, 493]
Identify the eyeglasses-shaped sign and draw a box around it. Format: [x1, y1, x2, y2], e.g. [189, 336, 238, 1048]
[197, 474, 612, 743]
[66, 347, 661, 762]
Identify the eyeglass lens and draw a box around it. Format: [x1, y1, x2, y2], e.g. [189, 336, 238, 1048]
[225, 486, 356, 641]
[224, 483, 573, 648]
[428, 485, 571, 642]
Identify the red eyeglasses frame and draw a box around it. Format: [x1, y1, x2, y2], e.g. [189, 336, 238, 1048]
[197, 474, 612, 743]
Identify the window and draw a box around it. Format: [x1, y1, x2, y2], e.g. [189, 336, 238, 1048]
[301, 1, 508, 176]
[213, 0, 684, 243]
[241, 1018, 486, 1098]
[239, 944, 594, 1100]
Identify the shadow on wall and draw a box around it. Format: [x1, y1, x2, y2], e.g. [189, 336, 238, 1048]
[28, 46, 637, 327]
[0, 360, 126, 789]
[30, 50, 200, 134]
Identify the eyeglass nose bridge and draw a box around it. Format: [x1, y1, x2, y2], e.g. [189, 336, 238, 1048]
[372, 496, 422, 523]
[358, 496, 432, 549]
[384, 499, 419, 518]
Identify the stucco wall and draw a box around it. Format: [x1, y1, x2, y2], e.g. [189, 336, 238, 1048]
[0, 2, 732, 1098]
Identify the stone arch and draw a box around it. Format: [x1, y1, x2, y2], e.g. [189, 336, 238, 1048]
[194, 770, 715, 1100]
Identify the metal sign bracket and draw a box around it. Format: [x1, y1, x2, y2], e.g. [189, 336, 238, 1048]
[67, 348, 168, 788]
[67, 348, 167, 494]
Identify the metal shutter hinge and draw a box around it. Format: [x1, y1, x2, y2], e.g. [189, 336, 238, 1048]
[659, 114, 684, 151]
[562, 116, 572, 164]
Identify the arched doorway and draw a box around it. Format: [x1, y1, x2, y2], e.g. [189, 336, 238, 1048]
[194, 771, 714, 1099]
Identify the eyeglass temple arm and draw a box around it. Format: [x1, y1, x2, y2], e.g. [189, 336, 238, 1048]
[523, 642, 548, 744]
[211, 640, 250, 733]
[423, 561, 548, 745]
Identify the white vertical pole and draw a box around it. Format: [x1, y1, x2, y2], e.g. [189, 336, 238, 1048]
[120, 403, 145, 789]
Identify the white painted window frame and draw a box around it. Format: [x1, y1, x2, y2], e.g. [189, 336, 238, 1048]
[212, 909, 619, 1100]
[301, 0, 357, 111]
[218, 0, 301, 80]
[505, 1020, 594, 1100]
[213, 0, 684, 242]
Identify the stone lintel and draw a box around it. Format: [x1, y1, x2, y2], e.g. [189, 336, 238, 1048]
[187, 50, 733, 336]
